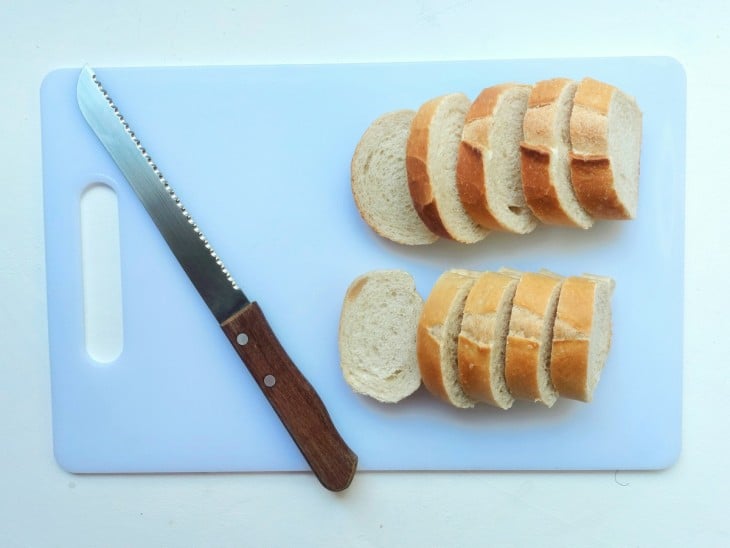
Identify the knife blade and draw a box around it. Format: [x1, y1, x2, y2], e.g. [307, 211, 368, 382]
[76, 66, 357, 491]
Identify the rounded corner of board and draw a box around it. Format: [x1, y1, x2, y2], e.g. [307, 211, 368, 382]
[53, 445, 83, 475]
[658, 56, 687, 79]
[40, 67, 77, 96]
[656, 442, 682, 471]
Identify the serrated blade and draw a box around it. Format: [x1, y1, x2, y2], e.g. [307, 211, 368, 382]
[76, 66, 249, 322]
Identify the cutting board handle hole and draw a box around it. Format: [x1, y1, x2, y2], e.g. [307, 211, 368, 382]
[80, 183, 124, 364]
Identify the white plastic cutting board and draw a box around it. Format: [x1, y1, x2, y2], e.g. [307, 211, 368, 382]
[41, 58, 685, 473]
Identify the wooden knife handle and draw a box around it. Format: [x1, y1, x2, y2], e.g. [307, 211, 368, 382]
[220, 301, 357, 491]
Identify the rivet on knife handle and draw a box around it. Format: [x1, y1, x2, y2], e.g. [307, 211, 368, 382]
[76, 66, 357, 491]
[222, 302, 357, 491]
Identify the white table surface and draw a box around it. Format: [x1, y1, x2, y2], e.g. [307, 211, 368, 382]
[1, 1, 727, 546]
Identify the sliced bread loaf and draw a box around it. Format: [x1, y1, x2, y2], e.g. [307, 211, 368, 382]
[351, 110, 439, 245]
[503, 270, 563, 407]
[457, 271, 520, 409]
[338, 270, 423, 403]
[521, 78, 594, 229]
[417, 269, 479, 408]
[456, 84, 537, 234]
[569, 77, 643, 219]
[550, 274, 615, 402]
[406, 94, 490, 243]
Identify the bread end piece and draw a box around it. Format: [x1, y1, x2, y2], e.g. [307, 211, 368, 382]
[569, 78, 643, 220]
[339, 270, 423, 403]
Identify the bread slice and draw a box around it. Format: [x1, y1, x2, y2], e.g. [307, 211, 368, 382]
[351, 110, 439, 245]
[406, 93, 489, 243]
[417, 269, 479, 408]
[550, 275, 615, 402]
[569, 78, 643, 219]
[456, 84, 537, 234]
[521, 78, 594, 229]
[503, 270, 563, 407]
[457, 271, 519, 409]
[338, 270, 423, 403]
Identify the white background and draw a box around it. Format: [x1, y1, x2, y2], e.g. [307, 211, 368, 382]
[1, 1, 727, 546]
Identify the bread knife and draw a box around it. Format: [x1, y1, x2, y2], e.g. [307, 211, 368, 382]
[76, 66, 357, 491]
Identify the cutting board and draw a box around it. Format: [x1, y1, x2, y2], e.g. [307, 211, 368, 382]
[41, 57, 685, 473]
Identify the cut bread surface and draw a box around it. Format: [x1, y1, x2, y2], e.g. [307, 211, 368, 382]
[351, 110, 438, 245]
[339, 270, 423, 403]
[569, 78, 643, 220]
[504, 270, 563, 407]
[550, 275, 615, 402]
[457, 271, 519, 409]
[417, 269, 479, 408]
[457, 84, 537, 234]
[521, 78, 594, 229]
[407, 94, 490, 243]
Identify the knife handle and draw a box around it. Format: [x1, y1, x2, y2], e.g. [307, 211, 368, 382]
[220, 301, 357, 491]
